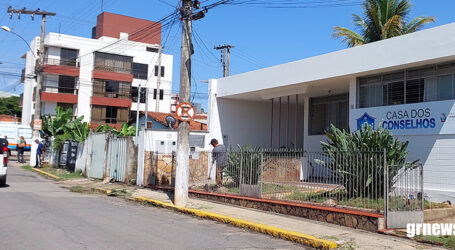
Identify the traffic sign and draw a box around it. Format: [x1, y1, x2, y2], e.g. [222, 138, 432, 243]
[176, 102, 195, 121]
[33, 119, 42, 130]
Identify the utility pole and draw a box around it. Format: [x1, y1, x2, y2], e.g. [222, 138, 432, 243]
[214, 44, 234, 77]
[175, 0, 205, 206]
[135, 84, 142, 141]
[155, 45, 163, 112]
[7, 6, 55, 165]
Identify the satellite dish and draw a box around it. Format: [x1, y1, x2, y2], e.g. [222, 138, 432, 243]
[165, 115, 176, 129]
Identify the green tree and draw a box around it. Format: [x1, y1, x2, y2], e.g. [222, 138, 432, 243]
[0, 96, 21, 117]
[332, 0, 434, 47]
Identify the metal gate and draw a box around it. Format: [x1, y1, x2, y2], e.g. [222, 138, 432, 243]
[386, 163, 424, 229]
[88, 133, 106, 179]
[107, 137, 127, 182]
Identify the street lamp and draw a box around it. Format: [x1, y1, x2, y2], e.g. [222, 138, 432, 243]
[1, 26, 37, 58]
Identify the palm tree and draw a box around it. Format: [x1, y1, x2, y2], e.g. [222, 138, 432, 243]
[332, 0, 434, 47]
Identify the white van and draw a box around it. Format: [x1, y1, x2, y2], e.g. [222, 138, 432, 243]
[0, 124, 33, 151]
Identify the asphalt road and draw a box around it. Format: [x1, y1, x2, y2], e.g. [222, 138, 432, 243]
[0, 164, 306, 250]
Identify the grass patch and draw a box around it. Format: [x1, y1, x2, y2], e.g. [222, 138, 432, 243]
[69, 186, 84, 193]
[40, 165, 83, 179]
[22, 164, 84, 180]
[21, 165, 33, 171]
[415, 235, 455, 249]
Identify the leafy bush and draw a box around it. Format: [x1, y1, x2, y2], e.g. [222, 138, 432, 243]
[320, 124, 418, 198]
[95, 123, 136, 136]
[42, 107, 136, 151]
[225, 145, 263, 186]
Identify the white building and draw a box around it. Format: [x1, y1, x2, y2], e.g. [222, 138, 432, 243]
[208, 22, 455, 202]
[22, 12, 173, 130]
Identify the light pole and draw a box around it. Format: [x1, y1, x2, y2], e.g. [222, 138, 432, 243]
[1, 26, 37, 58]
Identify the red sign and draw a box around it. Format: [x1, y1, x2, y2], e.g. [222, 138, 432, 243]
[176, 102, 195, 121]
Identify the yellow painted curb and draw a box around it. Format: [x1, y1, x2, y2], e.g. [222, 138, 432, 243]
[135, 196, 337, 249]
[32, 168, 61, 180]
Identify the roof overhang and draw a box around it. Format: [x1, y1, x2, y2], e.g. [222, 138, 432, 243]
[216, 22, 455, 101]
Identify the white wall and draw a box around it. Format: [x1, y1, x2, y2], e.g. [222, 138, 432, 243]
[397, 135, 455, 202]
[216, 98, 271, 149]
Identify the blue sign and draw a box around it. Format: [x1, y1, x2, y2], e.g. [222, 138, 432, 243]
[356, 112, 376, 130]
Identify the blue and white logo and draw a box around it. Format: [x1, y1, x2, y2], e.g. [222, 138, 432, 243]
[356, 112, 376, 130]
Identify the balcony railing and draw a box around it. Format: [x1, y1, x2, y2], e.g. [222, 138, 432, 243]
[42, 86, 78, 95]
[91, 118, 128, 124]
[92, 91, 130, 99]
[94, 64, 132, 74]
[44, 58, 79, 67]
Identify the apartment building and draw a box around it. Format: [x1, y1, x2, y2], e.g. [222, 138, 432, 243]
[21, 12, 173, 129]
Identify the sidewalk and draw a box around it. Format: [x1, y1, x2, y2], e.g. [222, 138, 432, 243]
[129, 188, 440, 250]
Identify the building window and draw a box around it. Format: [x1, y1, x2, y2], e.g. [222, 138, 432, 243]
[147, 47, 159, 53]
[94, 52, 132, 74]
[57, 103, 73, 112]
[91, 105, 129, 124]
[309, 94, 348, 135]
[58, 75, 76, 94]
[359, 62, 455, 108]
[93, 79, 130, 99]
[132, 63, 148, 80]
[131, 86, 146, 103]
[154, 65, 165, 77]
[153, 89, 164, 100]
[60, 48, 78, 67]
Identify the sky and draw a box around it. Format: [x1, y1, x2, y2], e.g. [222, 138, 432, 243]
[0, 0, 454, 110]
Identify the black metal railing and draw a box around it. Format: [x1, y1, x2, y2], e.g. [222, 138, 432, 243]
[91, 118, 128, 124]
[94, 64, 132, 74]
[92, 91, 130, 99]
[44, 58, 79, 67]
[42, 85, 78, 95]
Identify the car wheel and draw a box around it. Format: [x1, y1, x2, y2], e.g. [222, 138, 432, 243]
[0, 176, 6, 187]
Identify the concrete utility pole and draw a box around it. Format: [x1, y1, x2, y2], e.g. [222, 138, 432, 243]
[175, 0, 205, 206]
[7, 6, 55, 165]
[214, 44, 234, 77]
[155, 45, 163, 112]
[135, 84, 142, 141]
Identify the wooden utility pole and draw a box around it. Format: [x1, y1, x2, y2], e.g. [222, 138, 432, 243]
[175, 0, 206, 206]
[214, 44, 234, 77]
[174, 0, 193, 207]
[7, 6, 55, 164]
[155, 45, 163, 112]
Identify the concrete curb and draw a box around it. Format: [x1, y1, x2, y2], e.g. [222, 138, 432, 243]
[32, 168, 61, 180]
[135, 196, 337, 249]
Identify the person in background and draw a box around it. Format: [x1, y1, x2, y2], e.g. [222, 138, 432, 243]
[210, 138, 227, 188]
[17, 136, 26, 163]
[34, 139, 44, 168]
[4, 136, 10, 157]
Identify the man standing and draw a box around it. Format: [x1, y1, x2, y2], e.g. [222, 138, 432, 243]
[210, 138, 227, 188]
[34, 139, 44, 168]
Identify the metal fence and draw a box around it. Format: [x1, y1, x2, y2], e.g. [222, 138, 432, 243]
[386, 163, 424, 212]
[188, 150, 387, 211]
[145, 149, 422, 214]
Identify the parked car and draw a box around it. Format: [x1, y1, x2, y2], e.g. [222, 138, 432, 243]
[0, 138, 8, 186]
